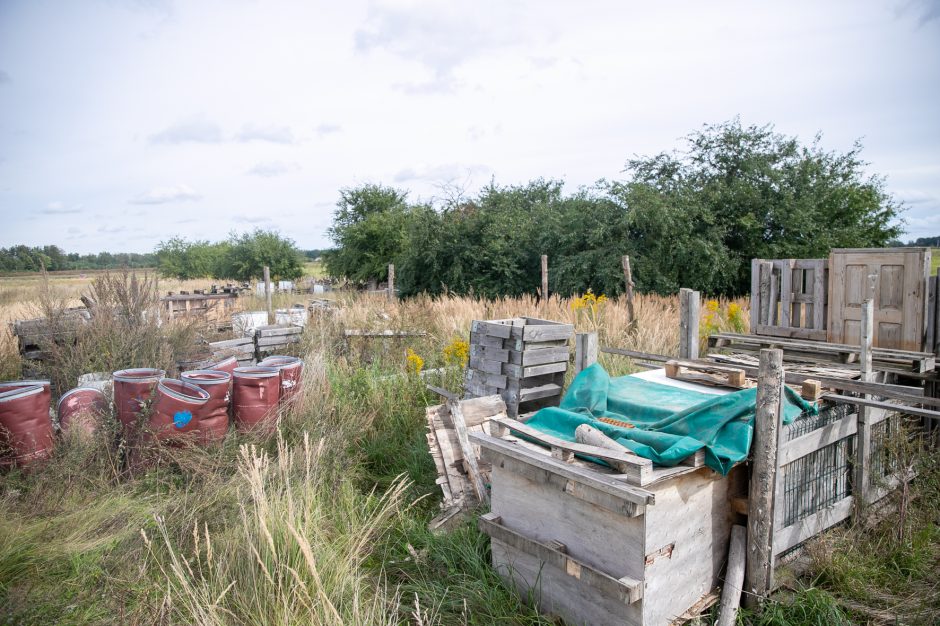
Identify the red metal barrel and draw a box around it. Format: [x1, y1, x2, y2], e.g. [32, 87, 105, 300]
[0, 380, 52, 411]
[259, 356, 304, 404]
[180, 370, 231, 444]
[148, 379, 210, 443]
[232, 366, 280, 434]
[0, 384, 54, 467]
[209, 356, 238, 375]
[112, 368, 165, 432]
[57, 387, 108, 437]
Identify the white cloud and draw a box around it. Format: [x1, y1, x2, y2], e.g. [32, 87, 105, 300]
[246, 161, 299, 177]
[42, 201, 83, 214]
[130, 184, 202, 204]
[394, 163, 490, 183]
[150, 117, 223, 144]
[236, 123, 296, 144]
[316, 123, 342, 137]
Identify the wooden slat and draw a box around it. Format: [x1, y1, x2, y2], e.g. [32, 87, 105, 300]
[471, 431, 655, 506]
[822, 394, 940, 421]
[771, 495, 854, 556]
[778, 413, 857, 465]
[750, 258, 762, 331]
[522, 323, 574, 342]
[479, 512, 644, 604]
[488, 416, 655, 486]
[752, 325, 827, 341]
[599, 346, 671, 362]
[780, 259, 793, 328]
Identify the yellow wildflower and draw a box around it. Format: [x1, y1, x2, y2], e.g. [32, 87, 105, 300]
[406, 348, 424, 374]
[442, 338, 469, 366]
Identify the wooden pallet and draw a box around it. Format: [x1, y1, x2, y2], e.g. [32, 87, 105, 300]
[664, 359, 749, 389]
[708, 332, 935, 373]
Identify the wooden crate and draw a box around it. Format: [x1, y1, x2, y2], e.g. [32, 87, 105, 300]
[471, 429, 734, 626]
[465, 317, 574, 416]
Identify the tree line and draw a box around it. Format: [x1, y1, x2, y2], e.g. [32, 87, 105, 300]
[0, 245, 157, 273]
[155, 229, 305, 281]
[326, 119, 905, 297]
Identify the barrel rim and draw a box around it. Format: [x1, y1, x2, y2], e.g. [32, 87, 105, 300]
[56, 386, 106, 409]
[0, 379, 51, 389]
[233, 366, 280, 379]
[157, 378, 211, 404]
[113, 368, 166, 383]
[260, 355, 303, 369]
[181, 369, 232, 385]
[0, 384, 45, 403]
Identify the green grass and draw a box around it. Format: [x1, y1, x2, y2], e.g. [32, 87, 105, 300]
[931, 248, 939, 276]
[304, 259, 328, 279]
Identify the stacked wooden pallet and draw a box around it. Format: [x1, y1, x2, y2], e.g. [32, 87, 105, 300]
[255, 324, 303, 357]
[465, 317, 574, 417]
[208, 336, 256, 367]
[708, 332, 935, 373]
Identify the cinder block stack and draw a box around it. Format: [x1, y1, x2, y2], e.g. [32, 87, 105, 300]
[465, 317, 574, 417]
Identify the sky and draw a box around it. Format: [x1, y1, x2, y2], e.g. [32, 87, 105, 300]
[0, 0, 939, 254]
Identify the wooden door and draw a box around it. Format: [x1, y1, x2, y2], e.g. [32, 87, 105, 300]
[828, 248, 931, 351]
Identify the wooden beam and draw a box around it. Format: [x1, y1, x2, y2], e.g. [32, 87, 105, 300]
[541, 254, 548, 300]
[263, 265, 273, 325]
[448, 399, 489, 504]
[717, 525, 747, 626]
[745, 348, 783, 607]
[622, 255, 637, 333]
[679, 287, 701, 359]
[823, 394, 940, 421]
[856, 297, 874, 509]
[600, 346, 671, 363]
[575, 331, 598, 374]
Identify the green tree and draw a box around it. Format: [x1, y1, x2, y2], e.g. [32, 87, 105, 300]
[223, 230, 304, 282]
[325, 184, 409, 283]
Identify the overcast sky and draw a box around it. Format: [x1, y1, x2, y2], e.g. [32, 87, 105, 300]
[1, 0, 938, 254]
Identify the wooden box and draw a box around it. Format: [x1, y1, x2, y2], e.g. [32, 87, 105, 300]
[466, 317, 574, 416]
[471, 430, 735, 626]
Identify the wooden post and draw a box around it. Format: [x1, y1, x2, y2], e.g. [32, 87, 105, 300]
[575, 331, 598, 374]
[263, 265, 273, 325]
[622, 255, 637, 333]
[717, 524, 748, 626]
[387, 263, 395, 301]
[758, 261, 773, 326]
[541, 254, 549, 300]
[744, 348, 784, 607]
[448, 399, 489, 505]
[855, 296, 874, 510]
[679, 288, 701, 359]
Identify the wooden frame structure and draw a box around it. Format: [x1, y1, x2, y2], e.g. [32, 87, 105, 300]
[750, 258, 828, 341]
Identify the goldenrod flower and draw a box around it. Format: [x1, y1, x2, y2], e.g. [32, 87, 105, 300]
[406, 348, 424, 374]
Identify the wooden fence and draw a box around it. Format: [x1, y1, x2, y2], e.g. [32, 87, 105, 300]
[749, 258, 828, 341]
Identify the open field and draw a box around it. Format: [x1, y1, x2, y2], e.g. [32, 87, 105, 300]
[0, 273, 937, 625]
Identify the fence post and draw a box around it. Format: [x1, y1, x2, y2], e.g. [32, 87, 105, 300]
[541, 254, 549, 301]
[388, 263, 395, 301]
[679, 288, 701, 359]
[745, 348, 784, 608]
[263, 265, 273, 325]
[855, 296, 875, 511]
[622, 255, 637, 333]
[575, 332, 598, 374]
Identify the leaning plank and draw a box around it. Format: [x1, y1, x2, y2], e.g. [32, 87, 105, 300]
[716, 525, 748, 626]
[479, 512, 643, 604]
[449, 399, 490, 504]
[771, 495, 854, 556]
[490, 416, 654, 485]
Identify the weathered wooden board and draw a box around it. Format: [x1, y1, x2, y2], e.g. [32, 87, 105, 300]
[828, 248, 930, 351]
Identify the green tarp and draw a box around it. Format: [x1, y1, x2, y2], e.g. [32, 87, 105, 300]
[524, 363, 816, 475]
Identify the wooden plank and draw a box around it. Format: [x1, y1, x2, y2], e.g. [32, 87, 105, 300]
[750, 258, 761, 332]
[520, 346, 570, 367]
[771, 495, 854, 556]
[744, 348, 783, 607]
[448, 399, 489, 504]
[778, 413, 857, 465]
[518, 383, 562, 402]
[458, 395, 508, 427]
[779, 259, 793, 328]
[490, 416, 654, 485]
[822, 394, 940, 421]
[209, 337, 254, 349]
[716, 525, 748, 626]
[468, 355, 504, 374]
[665, 359, 747, 389]
[472, 431, 655, 506]
[256, 325, 303, 337]
[469, 344, 509, 362]
[753, 325, 827, 341]
[600, 346, 671, 362]
[679, 288, 701, 359]
[470, 319, 514, 339]
[256, 336, 300, 347]
[522, 323, 574, 342]
[759, 261, 772, 326]
[479, 513, 643, 604]
[344, 329, 427, 338]
[575, 331, 598, 374]
[812, 260, 827, 330]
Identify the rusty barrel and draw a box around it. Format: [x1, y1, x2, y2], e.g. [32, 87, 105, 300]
[180, 369, 231, 444]
[231, 366, 280, 434]
[259, 355, 304, 404]
[148, 379, 210, 443]
[112, 368, 165, 433]
[57, 387, 108, 437]
[209, 356, 238, 375]
[0, 383, 53, 467]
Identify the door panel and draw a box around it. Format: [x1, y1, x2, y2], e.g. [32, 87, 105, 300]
[828, 249, 930, 351]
